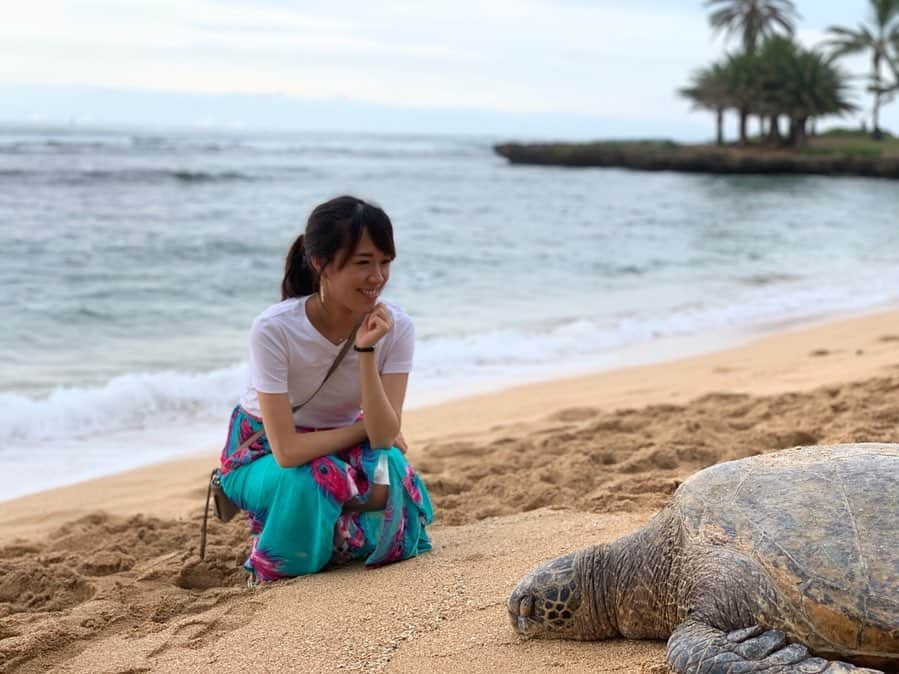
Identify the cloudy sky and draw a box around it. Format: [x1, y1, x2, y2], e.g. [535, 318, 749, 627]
[1, 0, 896, 139]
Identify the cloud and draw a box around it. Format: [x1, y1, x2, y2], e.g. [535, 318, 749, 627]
[1, 1, 713, 113]
[2, 0, 896, 134]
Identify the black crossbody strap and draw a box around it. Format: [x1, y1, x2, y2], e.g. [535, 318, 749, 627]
[293, 321, 361, 414]
[232, 321, 362, 454]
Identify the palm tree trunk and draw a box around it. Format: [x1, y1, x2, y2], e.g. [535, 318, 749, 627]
[872, 52, 883, 139]
[789, 117, 808, 147]
[767, 115, 781, 144]
[739, 109, 748, 145]
[716, 108, 724, 145]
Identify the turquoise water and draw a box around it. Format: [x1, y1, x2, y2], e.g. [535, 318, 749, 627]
[2, 125, 898, 498]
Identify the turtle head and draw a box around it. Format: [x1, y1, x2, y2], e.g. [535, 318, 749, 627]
[507, 547, 617, 640]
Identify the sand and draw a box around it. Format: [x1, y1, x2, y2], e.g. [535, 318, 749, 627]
[1, 309, 898, 673]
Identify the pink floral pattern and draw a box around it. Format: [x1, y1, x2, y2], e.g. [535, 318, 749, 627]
[310, 456, 357, 503]
[248, 541, 287, 582]
[402, 464, 423, 505]
[220, 407, 270, 476]
[333, 512, 368, 565]
[220, 406, 433, 579]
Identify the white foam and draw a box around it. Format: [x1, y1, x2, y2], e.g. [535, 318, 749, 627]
[4, 269, 898, 450]
[2, 268, 898, 501]
[0, 364, 247, 443]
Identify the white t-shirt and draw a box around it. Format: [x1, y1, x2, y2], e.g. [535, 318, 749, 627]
[239, 295, 414, 430]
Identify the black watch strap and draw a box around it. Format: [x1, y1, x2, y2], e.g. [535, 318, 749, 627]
[353, 345, 375, 352]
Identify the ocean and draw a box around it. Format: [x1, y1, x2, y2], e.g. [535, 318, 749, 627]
[2, 125, 898, 500]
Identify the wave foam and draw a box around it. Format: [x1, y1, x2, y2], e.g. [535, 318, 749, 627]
[0, 365, 247, 443]
[4, 269, 898, 447]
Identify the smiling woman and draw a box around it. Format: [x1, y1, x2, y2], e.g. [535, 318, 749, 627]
[218, 195, 434, 583]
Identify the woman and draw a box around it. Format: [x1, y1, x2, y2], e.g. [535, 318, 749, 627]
[219, 195, 433, 583]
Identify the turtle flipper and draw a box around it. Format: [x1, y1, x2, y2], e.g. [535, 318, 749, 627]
[666, 619, 884, 673]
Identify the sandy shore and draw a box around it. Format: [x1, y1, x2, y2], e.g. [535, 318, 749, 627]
[2, 309, 898, 673]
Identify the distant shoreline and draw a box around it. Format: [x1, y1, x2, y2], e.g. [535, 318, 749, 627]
[494, 141, 899, 179]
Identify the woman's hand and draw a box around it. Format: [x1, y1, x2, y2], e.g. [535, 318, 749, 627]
[355, 303, 393, 348]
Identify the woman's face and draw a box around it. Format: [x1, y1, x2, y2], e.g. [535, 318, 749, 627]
[321, 228, 393, 313]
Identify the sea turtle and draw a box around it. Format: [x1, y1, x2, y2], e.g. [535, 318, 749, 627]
[508, 443, 899, 673]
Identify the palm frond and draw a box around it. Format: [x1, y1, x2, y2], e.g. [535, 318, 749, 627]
[824, 26, 863, 39]
[705, 0, 798, 51]
[770, 15, 795, 35]
[872, 0, 899, 28]
[816, 2, 898, 132]
[823, 24, 874, 58]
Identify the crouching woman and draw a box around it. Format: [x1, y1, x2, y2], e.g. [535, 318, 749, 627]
[219, 195, 433, 584]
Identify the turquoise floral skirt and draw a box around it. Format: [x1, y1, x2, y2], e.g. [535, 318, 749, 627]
[219, 406, 433, 581]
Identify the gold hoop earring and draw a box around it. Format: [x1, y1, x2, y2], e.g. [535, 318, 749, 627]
[319, 277, 326, 306]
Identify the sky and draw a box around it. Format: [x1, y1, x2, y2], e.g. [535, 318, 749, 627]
[1, 0, 896, 140]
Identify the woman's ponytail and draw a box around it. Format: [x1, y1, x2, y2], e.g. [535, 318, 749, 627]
[281, 195, 396, 301]
[281, 233, 316, 300]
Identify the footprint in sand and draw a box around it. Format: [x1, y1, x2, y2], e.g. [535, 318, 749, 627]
[176, 559, 240, 591]
[549, 407, 600, 423]
[79, 550, 136, 576]
[425, 476, 466, 497]
[147, 602, 258, 658]
[429, 441, 483, 459]
[0, 510, 257, 671]
[0, 565, 96, 612]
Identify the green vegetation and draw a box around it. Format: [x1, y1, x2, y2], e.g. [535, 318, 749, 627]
[799, 145, 883, 157]
[494, 140, 899, 177]
[818, 127, 894, 139]
[570, 139, 680, 149]
[803, 129, 899, 157]
[493, 2, 899, 177]
[824, 0, 899, 138]
[680, 0, 899, 148]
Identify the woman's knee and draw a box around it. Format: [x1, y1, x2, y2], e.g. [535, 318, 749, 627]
[343, 483, 388, 512]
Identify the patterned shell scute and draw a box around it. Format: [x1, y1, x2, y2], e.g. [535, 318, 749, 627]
[673, 443, 899, 654]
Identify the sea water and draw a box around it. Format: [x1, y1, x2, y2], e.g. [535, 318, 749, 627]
[2, 125, 898, 499]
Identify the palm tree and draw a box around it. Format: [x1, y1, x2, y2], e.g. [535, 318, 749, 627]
[825, 0, 899, 138]
[679, 63, 731, 144]
[778, 49, 857, 146]
[892, 31, 899, 88]
[757, 35, 801, 142]
[706, 0, 800, 54]
[722, 51, 764, 144]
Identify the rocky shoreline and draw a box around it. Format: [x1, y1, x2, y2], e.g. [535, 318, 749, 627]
[494, 142, 899, 179]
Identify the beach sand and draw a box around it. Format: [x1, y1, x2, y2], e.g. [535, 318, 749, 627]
[2, 309, 898, 673]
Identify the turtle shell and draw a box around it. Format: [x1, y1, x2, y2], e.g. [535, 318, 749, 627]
[674, 443, 899, 664]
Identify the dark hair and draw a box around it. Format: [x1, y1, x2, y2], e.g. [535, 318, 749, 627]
[281, 195, 396, 300]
